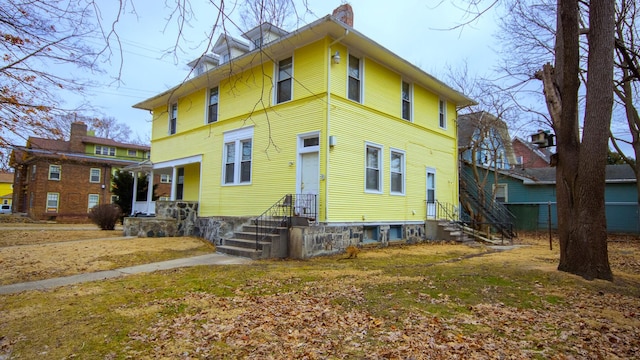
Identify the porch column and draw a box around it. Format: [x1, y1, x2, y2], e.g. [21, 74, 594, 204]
[146, 170, 154, 215]
[170, 166, 178, 201]
[131, 171, 138, 216]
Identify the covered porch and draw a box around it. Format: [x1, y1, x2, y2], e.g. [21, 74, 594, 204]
[122, 155, 202, 216]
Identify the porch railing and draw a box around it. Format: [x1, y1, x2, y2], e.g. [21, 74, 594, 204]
[254, 194, 317, 251]
[434, 200, 460, 222]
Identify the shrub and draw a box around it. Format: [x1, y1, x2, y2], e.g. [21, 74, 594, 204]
[88, 204, 122, 230]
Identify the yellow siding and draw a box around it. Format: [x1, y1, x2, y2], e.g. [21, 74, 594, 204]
[148, 35, 461, 222]
[327, 97, 458, 222]
[413, 84, 439, 129]
[182, 163, 201, 201]
[363, 59, 401, 117]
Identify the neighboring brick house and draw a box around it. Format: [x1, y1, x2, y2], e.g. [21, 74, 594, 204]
[511, 136, 551, 169]
[10, 122, 170, 222]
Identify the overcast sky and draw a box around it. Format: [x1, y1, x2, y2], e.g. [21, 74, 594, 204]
[81, 1, 501, 143]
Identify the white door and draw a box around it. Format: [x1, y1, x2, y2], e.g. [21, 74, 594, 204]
[299, 152, 319, 216]
[426, 168, 436, 218]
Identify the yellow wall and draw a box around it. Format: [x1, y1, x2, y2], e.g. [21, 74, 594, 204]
[148, 36, 459, 221]
[0, 182, 12, 204]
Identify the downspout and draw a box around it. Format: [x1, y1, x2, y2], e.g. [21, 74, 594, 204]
[326, 30, 349, 222]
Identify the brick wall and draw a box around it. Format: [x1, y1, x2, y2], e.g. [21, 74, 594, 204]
[25, 159, 115, 222]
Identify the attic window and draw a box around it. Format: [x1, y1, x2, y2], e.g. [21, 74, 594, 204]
[253, 37, 263, 48]
[221, 53, 230, 64]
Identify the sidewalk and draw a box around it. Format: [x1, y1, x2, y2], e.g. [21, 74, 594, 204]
[0, 253, 253, 295]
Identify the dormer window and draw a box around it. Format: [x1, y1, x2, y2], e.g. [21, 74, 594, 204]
[253, 37, 263, 48]
[221, 53, 230, 64]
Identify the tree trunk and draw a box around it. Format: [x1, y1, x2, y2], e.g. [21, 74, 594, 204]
[555, 0, 614, 280]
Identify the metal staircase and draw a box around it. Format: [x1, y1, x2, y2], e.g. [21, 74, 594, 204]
[459, 169, 517, 239]
[215, 194, 317, 259]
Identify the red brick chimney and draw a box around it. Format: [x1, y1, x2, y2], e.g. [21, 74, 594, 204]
[332, 3, 354, 27]
[69, 121, 88, 153]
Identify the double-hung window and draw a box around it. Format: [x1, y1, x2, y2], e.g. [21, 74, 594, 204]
[46, 192, 59, 212]
[48, 165, 61, 181]
[276, 57, 292, 103]
[208, 87, 219, 123]
[348, 55, 362, 102]
[390, 150, 405, 195]
[223, 127, 254, 185]
[95, 146, 116, 156]
[402, 81, 411, 121]
[439, 99, 447, 129]
[160, 174, 171, 183]
[365, 144, 382, 192]
[89, 168, 101, 183]
[88, 194, 99, 211]
[169, 103, 177, 135]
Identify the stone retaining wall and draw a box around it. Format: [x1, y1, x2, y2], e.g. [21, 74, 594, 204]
[122, 201, 199, 238]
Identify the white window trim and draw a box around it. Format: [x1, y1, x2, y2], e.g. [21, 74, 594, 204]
[274, 56, 293, 105]
[160, 174, 172, 183]
[48, 165, 61, 181]
[401, 81, 412, 122]
[46, 192, 59, 212]
[207, 86, 219, 124]
[128, 149, 137, 157]
[347, 53, 364, 104]
[222, 127, 254, 186]
[89, 168, 101, 183]
[88, 194, 99, 212]
[364, 142, 383, 194]
[439, 98, 447, 129]
[493, 183, 508, 202]
[169, 103, 178, 135]
[390, 148, 406, 196]
[95, 146, 116, 156]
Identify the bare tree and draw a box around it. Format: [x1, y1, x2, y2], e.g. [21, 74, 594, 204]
[453, 0, 616, 280]
[239, 0, 295, 29]
[51, 113, 134, 143]
[610, 0, 640, 203]
[536, 0, 616, 280]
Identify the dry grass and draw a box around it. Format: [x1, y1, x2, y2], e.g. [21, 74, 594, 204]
[0, 226, 639, 358]
[0, 224, 215, 285]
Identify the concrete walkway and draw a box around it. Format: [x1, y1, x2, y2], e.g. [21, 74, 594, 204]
[0, 253, 252, 295]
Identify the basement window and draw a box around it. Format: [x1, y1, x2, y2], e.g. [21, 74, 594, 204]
[363, 226, 379, 243]
[389, 225, 402, 241]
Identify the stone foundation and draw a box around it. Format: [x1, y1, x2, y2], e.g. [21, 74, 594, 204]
[122, 201, 199, 238]
[288, 222, 426, 259]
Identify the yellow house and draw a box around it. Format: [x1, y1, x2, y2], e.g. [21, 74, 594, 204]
[133, 8, 475, 258]
[0, 171, 13, 208]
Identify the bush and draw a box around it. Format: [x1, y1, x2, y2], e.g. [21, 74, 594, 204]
[88, 204, 122, 230]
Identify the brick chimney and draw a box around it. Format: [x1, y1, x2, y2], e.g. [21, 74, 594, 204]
[332, 3, 353, 27]
[69, 121, 88, 153]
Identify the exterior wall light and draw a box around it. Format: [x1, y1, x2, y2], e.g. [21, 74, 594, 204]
[332, 51, 341, 64]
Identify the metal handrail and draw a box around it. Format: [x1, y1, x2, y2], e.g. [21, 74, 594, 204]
[254, 194, 317, 251]
[459, 169, 517, 238]
[435, 200, 460, 222]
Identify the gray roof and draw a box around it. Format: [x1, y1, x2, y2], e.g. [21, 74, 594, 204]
[509, 164, 636, 184]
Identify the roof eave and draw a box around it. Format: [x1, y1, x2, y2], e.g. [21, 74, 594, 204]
[133, 15, 476, 110]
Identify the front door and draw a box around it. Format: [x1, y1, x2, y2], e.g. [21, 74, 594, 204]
[426, 168, 436, 218]
[299, 152, 319, 217]
[297, 133, 320, 218]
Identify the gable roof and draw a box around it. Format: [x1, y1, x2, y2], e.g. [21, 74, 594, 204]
[241, 22, 289, 42]
[134, 15, 475, 111]
[512, 136, 551, 164]
[457, 111, 517, 165]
